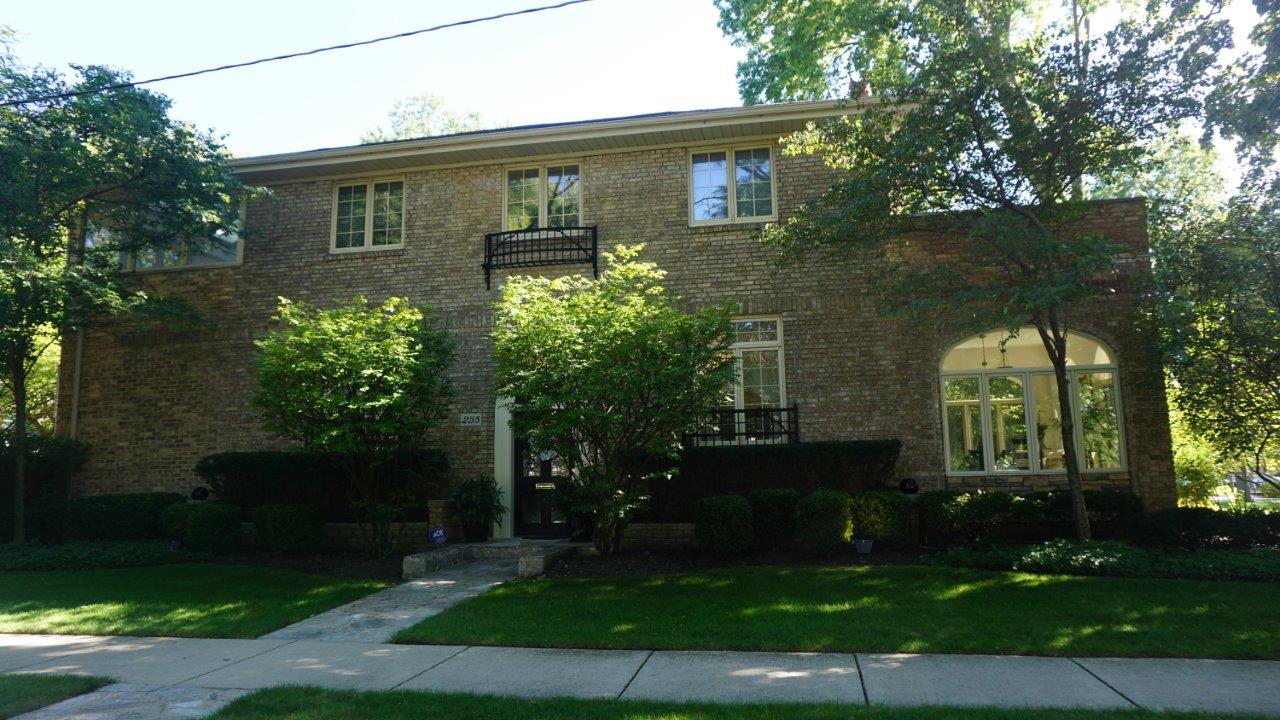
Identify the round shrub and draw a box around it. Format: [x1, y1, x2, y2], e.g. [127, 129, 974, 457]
[695, 494, 753, 556]
[55, 492, 186, 541]
[849, 491, 914, 545]
[182, 502, 242, 552]
[161, 502, 194, 541]
[1136, 507, 1280, 550]
[252, 504, 325, 555]
[795, 490, 851, 555]
[747, 489, 800, 549]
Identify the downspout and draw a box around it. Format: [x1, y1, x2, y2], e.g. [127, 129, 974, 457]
[67, 326, 84, 439]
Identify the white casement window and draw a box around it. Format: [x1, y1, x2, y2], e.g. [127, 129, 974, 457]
[689, 146, 776, 224]
[92, 214, 243, 272]
[730, 318, 786, 409]
[505, 164, 581, 230]
[331, 179, 405, 252]
[940, 328, 1125, 475]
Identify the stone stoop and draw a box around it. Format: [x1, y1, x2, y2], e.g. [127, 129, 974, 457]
[402, 540, 583, 581]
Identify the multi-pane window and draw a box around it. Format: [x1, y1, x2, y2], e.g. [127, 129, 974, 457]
[690, 146, 774, 224]
[505, 164, 580, 230]
[730, 319, 784, 409]
[94, 216, 243, 272]
[332, 179, 404, 251]
[940, 329, 1125, 475]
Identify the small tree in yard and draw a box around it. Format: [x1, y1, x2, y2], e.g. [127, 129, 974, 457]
[254, 297, 454, 555]
[493, 245, 735, 554]
[717, 0, 1232, 539]
[1, 53, 246, 542]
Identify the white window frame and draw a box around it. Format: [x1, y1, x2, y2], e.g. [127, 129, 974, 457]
[329, 177, 406, 254]
[502, 163, 583, 231]
[730, 317, 787, 410]
[115, 201, 246, 273]
[688, 145, 779, 226]
[940, 363, 1127, 477]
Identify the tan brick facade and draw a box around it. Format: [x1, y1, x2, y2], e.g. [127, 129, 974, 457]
[55, 120, 1176, 517]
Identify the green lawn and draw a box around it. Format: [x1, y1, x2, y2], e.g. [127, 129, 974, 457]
[0, 564, 388, 638]
[0, 674, 108, 718]
[210, 687, 1266, 720]
[395, 564, 1280, 659]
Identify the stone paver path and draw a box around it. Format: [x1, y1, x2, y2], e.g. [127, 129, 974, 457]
[5, 633, 1280, 718]
[259, 559, 517, 644]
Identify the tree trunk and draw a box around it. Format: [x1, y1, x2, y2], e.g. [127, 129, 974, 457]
[1035, 317, 1091, 541]
[10, 351, 27, 544]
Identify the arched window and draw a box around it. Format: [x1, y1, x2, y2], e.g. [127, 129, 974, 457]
[940, 329, 1124, 475]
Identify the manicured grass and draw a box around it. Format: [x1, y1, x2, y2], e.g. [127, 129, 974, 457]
[0, 674, 109, 718]
[0, 564, 388, 638]
[395, 564, 1280, 659]
[210, 687, 1265, 720]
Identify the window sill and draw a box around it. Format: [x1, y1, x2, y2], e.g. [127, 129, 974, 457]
[327, 245, 405, 259]
[686, 219, 775, 233]
[127, 262, 242, 274]
[945, 469, 1128, 479]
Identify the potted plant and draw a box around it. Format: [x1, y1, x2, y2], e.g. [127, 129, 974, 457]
[449, 477, 507, 542]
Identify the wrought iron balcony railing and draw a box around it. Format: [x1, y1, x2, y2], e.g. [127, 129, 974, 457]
[685, 404, 800, 447]
[483, 225, 598, 289]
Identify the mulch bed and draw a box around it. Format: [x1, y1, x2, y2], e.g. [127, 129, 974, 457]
[218, 551, 404, 582]
[547, 546, 925, 578]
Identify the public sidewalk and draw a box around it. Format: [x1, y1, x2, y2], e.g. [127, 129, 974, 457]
[4, 633, 1280, 718]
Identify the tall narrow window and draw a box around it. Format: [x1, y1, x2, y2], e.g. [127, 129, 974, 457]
[506, 165, 581, 230]
[690, 146, 774, 224]
[721, 318, 788, 444]
[940, 329, 1124, 475]
[332, 179, 404, 251]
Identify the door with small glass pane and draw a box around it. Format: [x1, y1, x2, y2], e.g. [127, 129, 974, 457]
[513, 437, 569, 538]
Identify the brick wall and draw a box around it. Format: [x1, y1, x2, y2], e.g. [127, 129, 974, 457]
[56, 143, 1175, 510]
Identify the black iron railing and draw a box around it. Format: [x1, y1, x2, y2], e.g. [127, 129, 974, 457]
[483, 225, 598, 289]
[685, 404, 800, 446]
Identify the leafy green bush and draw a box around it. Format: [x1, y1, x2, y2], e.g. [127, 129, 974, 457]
[695, 494, 753, 556]
[918, 489, 1145, 546]
[794, 490, 851, 555]
[161, 502, 193, 541]
[849, 491, 914, 545]
[252, 504, 325, 555]
[1135, 507, 1280, 550]
[182, 502, 241, 552]
[195, 449, 447, 522]
[45, 492, 186, 542]
[0, 541, 205, 571]
[0, 436, 89, 539]
[747, 489, 800, 549]
[449, 478, 508, 540]
[926, 539, 1280, 582]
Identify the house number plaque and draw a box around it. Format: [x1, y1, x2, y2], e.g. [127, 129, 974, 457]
[459, 412, 482, 427]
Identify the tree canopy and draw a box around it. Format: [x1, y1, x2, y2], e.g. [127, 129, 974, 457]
[361, 92, 494, 143]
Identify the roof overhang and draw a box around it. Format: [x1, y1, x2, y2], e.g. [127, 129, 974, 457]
[232, 98, 881, 185]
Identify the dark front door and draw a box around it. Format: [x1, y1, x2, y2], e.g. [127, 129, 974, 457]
[514, 438, 570, 538]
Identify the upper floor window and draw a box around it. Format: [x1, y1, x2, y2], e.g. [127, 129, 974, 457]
[506, 164, 581, 230]
[941, 329, 1124, 476]
[90, 217, 243, 272]
[690, 146, 775, 224]
[332, 179, 404, 252]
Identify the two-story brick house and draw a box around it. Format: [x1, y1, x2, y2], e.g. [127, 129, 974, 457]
[55, 100, 1176, 539]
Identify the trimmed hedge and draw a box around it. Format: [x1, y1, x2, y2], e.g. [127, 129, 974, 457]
[181, 502, 241, 552]
[44, 492, 186, 542]
[253, 504, 325, 555]
[918, 489, 1144, 547]
[0, 437, 89, 539]
[747, 489, 800, 549]
[1135, 507, 1280, 550]
[647, 440, 901, 521]
[926, 539, 1280, 582]
[695, 494, 753, 556]
[0, 541, 206, 571]
[795, 490, 851, 555]
[849, 491, 913, 545]
[194, 449, 448, 521]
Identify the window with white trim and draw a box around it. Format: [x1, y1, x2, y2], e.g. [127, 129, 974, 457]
[90, 216, 243, 272]
[730, 318, 785, 409]
[505, 164, 581, 230]
[690, 146, 775, 224]
[332, 179, 404, 251]
[941, 329, 1124, 475]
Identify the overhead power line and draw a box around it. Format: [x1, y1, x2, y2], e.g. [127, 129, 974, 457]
[0, 0, 600, 108]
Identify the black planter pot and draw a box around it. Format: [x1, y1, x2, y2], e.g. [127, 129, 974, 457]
[462, 523, 491, 542]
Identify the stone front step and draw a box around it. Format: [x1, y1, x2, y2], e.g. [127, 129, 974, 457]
[403, 539, 584, 580]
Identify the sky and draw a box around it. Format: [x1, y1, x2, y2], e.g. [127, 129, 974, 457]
[3, 0, 1263, 183]
[5, 0, 746, 157]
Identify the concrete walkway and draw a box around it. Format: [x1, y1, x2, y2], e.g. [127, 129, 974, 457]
[4, 633, 1280, 718]
[260, 559, 517, 644]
